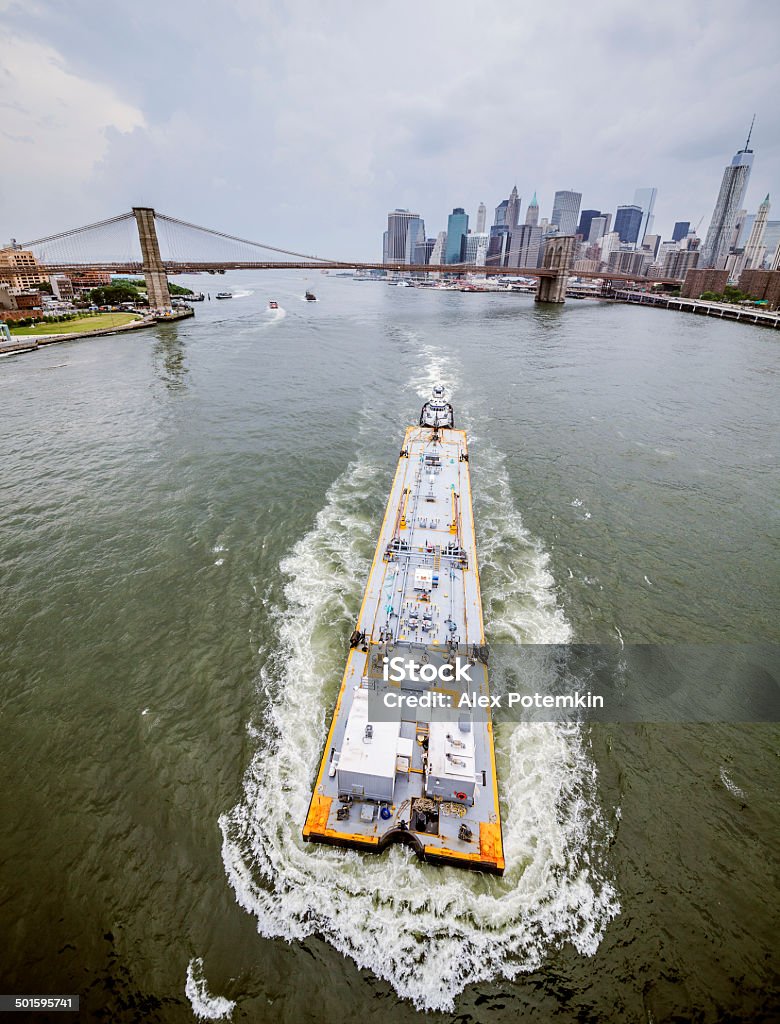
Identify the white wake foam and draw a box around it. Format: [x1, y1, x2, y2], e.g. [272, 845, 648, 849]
[219, 428, 619, 1009]
[185, 958, 235, 1021]
[405, 341, 460, 400]
[719, 766, 747, 801]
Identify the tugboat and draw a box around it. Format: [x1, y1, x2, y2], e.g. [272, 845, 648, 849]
[215, 292, 233, 300]
[419, 384, 454, 428]
[268, 301, 279, 310]
[305, 290, 317, 301]
[303, 386, 504, 874]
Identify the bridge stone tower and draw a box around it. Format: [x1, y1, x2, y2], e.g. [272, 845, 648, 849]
[132, 207, 171, 310]
[536, 235, 576, 304]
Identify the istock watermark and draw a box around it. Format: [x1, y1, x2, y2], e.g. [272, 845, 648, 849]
[364, 643, 779, 724]
[380, 689, 604, 711]
[382, 655, 473, 683]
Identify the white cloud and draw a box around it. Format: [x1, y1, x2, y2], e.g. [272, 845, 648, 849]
[0, 34, 144, 232]
[1, 1, 778, 254]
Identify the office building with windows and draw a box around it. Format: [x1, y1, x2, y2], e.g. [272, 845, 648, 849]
[633, 187, 657, 243]
[701, 129, 755, 268]
[577, 210, 600, 240]
[463, 232, 489, 266]
[445, 208, 469, 263]
[672, 221, 691, 243]
[476, 203, 487, 234]
[743, 195, 770, 269]
[384, 210, 423, 264]
[614, 205, 644, 245]
[525, 193, 539, 227]
[550, 190, 582, 235]
[507, 225, 542, 269]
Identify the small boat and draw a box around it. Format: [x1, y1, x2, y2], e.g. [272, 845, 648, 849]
[216, 292, 233, 300]
[268, 301, 279, 310]
[305, 290, 317, 301]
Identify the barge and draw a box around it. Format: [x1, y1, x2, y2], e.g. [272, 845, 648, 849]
[303, 387, 504, 874]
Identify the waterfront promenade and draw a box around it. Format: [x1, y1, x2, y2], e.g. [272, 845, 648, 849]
[611, 289, 780, 329]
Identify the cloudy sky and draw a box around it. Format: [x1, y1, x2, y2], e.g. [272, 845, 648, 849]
[2, 0, 779, 258]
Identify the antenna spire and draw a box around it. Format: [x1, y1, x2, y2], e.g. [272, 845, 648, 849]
[744, 114, 755, 151]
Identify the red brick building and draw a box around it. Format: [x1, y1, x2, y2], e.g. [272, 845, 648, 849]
[70, 270, 112, 289]
[738, 270, 780, 311]
[681, 268, 729, 298]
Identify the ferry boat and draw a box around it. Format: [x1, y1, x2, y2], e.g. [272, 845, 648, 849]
[215, 292, 233, 300]
[303, 387, 505, 874]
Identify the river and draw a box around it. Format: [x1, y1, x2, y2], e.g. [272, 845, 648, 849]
[0, 274, 777, 1022]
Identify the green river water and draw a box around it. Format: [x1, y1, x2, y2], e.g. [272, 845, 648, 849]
[0, 274, 777, 1022]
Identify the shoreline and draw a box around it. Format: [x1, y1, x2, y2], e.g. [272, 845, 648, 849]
[0, 309, 194, 358]
[607, 290, 780, 329]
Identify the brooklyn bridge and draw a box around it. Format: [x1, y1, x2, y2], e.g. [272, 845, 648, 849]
[3, 206, 683, 308]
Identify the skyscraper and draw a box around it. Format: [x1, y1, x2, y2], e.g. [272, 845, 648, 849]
[487, 225, 510, 267]
[732, 210, 751, 249]
[663, 249, 700, 279]
[445, 208, 469, 263]
[614, 205, 644, 244]
[476, 202, 487, 234]
[463, 233, 489, 266]
[771, 237, 780, 272]
[506, 186, 520, 230]
[763, 221, 780, 268]
[525, 193, 539, 227]
[743, 195, 770, 269]
[633, 187, 657, 244]
[550, 191, 582, 235]
[430, 231, 447, 268]
[599, 231, 620, 266]
[404, 217, 426, 264]
[588, 216, 607, 243]
[491, 197, 509, 226]
[672, 221, 690, 243]
[701, 125, 755, 269]
[507, 225, 542, 269]
[414, 237, 435, 265]
[385, 210, 421, 263]
[577, 210, 601, 240]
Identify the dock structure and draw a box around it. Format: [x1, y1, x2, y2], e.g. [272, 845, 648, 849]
[303, 401, 504, 874]
[611, 289, 780, 328]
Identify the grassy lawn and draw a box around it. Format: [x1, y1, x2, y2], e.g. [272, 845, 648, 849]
[9, 312, 143, 336]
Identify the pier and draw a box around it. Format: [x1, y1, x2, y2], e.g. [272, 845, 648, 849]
[610, 290, 780, 329]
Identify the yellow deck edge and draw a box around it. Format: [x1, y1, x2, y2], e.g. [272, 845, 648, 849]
[303, 425, 505, 874]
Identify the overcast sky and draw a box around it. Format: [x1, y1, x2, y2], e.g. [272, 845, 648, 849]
[2, 0, 779, 259]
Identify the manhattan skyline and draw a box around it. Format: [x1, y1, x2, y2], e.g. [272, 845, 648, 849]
[1, 0, 778, 259]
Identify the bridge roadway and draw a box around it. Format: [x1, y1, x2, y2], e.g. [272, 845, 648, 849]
[20, 261, 683, 286]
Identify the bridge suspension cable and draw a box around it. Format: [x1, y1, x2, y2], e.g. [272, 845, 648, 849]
[154, 212, 341, 264]
[19, 212, 141, 267]
[19, 212, 136, 249]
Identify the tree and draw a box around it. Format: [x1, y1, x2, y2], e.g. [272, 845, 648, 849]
[88, 282, 145, 305]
